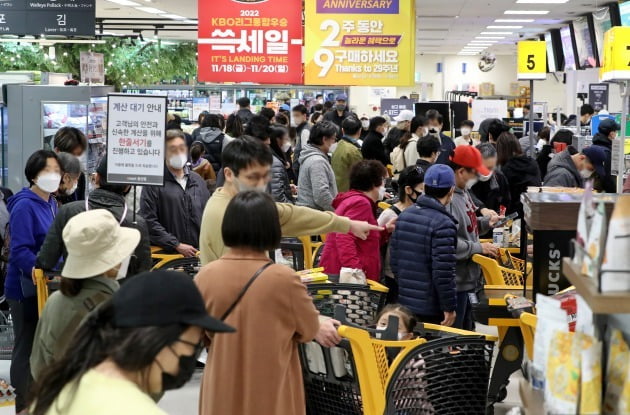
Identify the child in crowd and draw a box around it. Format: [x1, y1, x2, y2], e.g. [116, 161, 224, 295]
[190, 141, 216, 193]
[375, 304, 417, 341]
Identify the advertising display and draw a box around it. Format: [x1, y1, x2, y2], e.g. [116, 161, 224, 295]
[0, 0, 95, 36]
[197, 0, 303, 84]
[588, 83, 609, 111]
[560, 26, 577, 71]
[517, 41, 547, 80]
[544, 32, 558, 73]
[380, 99, 414, 118]
[79, 52, 104, 84]
[600, 26, 630, 81]
[106, 94, 167, 186]
[572, 16, 597, 69]
[304, 0, 415, 86]
[592, 7, 613, 66]
[471, 100, 508, 130]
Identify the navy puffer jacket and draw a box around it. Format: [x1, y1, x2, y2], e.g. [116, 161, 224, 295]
[390, 195, 458, 317]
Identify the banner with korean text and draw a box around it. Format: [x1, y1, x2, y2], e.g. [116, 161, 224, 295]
[305, 0, 415, 86]
[198, 0, 303, 84]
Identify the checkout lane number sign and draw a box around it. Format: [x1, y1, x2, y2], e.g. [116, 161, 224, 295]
[517, 41, 547, 81]
[106, 94, 167, 186]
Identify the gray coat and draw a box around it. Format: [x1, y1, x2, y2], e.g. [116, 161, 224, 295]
[269, 154, 293, 204]
[449, 187, 490, 292]
[543, 150, 583, 188]
[296, 144, 337, 211]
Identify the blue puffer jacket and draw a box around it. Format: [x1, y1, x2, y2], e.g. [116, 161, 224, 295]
[390, 195, 458, 317]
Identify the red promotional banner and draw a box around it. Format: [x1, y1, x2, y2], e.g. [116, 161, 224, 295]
[198, 0, 303, 84]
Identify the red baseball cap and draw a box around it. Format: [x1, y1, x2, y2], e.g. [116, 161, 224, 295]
[450, 146, 490, 177]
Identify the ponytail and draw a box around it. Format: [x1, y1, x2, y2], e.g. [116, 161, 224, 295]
[399, 131, 412, 151]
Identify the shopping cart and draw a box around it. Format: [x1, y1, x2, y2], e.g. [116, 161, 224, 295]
[151, 247, 201, 277]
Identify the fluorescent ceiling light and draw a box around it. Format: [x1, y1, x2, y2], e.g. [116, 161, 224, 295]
[516, 0, 568, 3]
[487, 25, 522, 29]
[504, 10, 549, 15]
[469, 42, 494, 45]
[463, 47, 487, 50]
[135, 6, 166, 13]
[105, 0, 140, 5]
[495, 19, 534, 22]
[458, 52, 479, 55]
[470, 40, 498, 43]
[183, 19, 198, 24]
[476, 36, 505, 39]
[160, 14, 187, 19]
[480, 32, 513, 35]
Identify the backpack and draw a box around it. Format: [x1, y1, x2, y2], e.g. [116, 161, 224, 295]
[197, 132, 225, 173]
[391, 145, 407, 174]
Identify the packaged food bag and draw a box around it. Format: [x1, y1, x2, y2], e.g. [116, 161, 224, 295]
[545, 330, 579, 414]
[574, 182, 594, 267]
[532, 294, 569, 390]
[603, 330, 630, 414]
[578, 333, 602, 415]
[339, 267, 367, 285]
[581, 201, 607, 283]
[601, 195, 630, 292]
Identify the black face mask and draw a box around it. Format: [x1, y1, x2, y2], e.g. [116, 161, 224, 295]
[409, 190, 421, 204]
[160, 351, 198, 391]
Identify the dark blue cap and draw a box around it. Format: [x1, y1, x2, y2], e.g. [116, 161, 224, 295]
[335, 94, 348, 102]
[424, 164, 455, 189]
[598, 118, 621, 135]
[582, 146, 607, 178]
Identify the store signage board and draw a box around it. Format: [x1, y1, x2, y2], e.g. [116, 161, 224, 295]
[106, 94, 167, 186]
[0, 0, 95, 36]
[304, 0, 415, 86]
[517, 41, 547, 80]
[380, 99, 415, 118]
[192, 97, 210, 120]
[600, 26, 630, 81]
[588, 83, 609, 112]
[79, 52, 104, 84]
[197, 0, 303, 84]
[471, 100, 508, 130]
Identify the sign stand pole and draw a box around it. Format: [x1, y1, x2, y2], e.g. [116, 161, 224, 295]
[132, 185, 137, 223]
[618, 81, 629, 193]
[528, 79, 535, 158]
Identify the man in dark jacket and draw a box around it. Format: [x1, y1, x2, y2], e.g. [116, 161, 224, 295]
[35, 157, 152, 276]
[592, 118, 620, 193]
[471, 143, 511, 214]
[416, 135, 440, 172]
[323, 93, 354, 138]
[291, 104, 311, 177]
[140, 130, 210, 257]
[390, 164, 458, 326]
[236, 97, 254, 127]
[426, 111, 455, 165]
[361, 116, 389, 166]
[544, 146, 607, 188]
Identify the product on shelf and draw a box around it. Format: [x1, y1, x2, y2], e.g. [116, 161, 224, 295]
[533, 294, 571, 390]
[582, 202, 607, 282]
[545, 330, 579, 414]
[600, 195, 630, 292]
[578, 332, 602, 415]
[603, 330, 629, 414]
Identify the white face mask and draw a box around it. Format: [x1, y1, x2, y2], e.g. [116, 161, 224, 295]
[421, 127, 429, 137]
[168, 153, 188, 170]
[536, 139, 547, 151]
[466, 177, 478, 189]
[478, 172, 492, 182]
[64, 181, 78, 196]
[281, 142, 292, 152]
[36, 172, 61, 194]
[580, 169, 593, 179]
[234, 177, 267, 193]
[116, 255, 131, 280]
[362, 120, 369, 129]
[398, 332, 408, 341]
[329, 142, 338, 154]
[461, 127, 472, 136]
[378, 185, 386, 201]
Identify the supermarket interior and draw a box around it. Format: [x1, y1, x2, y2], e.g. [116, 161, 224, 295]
[1, 0, 630, 414]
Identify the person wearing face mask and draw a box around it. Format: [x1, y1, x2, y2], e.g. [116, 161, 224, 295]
[52, 127, 88, 201]
[401, 116, 429, 168]
[390, 164, 458, 326]
[448, 147, 501, 330]
[375, 304, 417, 340]
[28, 271, 234, 415]
[30, 209, 141, 380]
[378, 166, 425, 302]
[359, 116, 370, 141]
[55, 152, 82, 205]
[320, 160, 395, 281]
[543, 145, 607, 189]
[291, 104, 311, 178]
[455, 120, 476, 147]
[361, 116, 389, 166]
[323, 93, 355, 139]
[471, 144, 511, 233]
[384, 110, 414, 157]
[580, 104, 595, 127]
[268, 126, 295, 204]
[5, 150, 61, 412]
[200, 137, 383, 265]
[415, 136, 441, 172]
[496, 132, 542, 216]
[425, 111, 455, 165]
[592, 118, 621, 193]
[140, 130, 210, 258]
[331, 116, 364, 192]
[36, 156, 152, 279]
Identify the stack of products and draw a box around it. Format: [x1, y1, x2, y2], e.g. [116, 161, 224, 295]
[296, 268, 328, 284]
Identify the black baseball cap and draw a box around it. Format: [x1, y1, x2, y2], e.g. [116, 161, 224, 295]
[112, 271, 235, 333]
[598, 118, 621, 135]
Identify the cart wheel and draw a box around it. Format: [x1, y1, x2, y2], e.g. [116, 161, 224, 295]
[497, 385, 508, 403]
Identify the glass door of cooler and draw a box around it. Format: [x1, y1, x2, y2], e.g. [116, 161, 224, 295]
[87, 97, 108, 193]
[42, 101, 89, 151]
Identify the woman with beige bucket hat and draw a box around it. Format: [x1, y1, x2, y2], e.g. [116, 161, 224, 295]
[29, 209, 141, 381]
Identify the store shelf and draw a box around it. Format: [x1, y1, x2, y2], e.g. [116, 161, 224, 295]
[562, 258, 630, 314]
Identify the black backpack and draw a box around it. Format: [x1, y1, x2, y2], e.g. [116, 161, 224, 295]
[198, 133, 225, 174]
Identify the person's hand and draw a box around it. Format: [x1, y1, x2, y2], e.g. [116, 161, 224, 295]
[315, 319, 342, 347]
[480, 208, 498, 218]
[290, 184, 298, 195]
[489, 214, 503, 227]
[441, 311, 456, 327]
[349, 220, 383, 240]
[481, 242, 499, 258]
[385, 217, 397, 233]
[176, 243, 198, 258]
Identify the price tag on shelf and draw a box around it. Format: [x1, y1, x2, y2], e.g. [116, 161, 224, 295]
[600, 26, 630, 81]
[517, 41, 547, 80]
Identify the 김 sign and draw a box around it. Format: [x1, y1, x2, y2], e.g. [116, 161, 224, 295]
[517, 40, 547, 80]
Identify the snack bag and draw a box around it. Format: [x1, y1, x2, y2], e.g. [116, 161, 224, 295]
[545, 331, 579, 414]
[601, 195, 630, 292]
[552, 289, 577, 332]
[603, 330, 630, 414]
[582, 201, 607, 283]
[574, 182, 594, 267]
[532, 294, 569, 390]
[578, 333, 602, 415]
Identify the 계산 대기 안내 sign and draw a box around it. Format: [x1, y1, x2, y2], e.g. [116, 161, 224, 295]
[305, 0, 415, 86]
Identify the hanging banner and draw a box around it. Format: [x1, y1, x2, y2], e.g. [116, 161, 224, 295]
[517, 40, 547, 80]
[304, 0, 415, 86]
[588, 83, 609, 112]
[106, 94, 167, 186]
[197, 0, 303, 84]
[79, 51, 104, 84]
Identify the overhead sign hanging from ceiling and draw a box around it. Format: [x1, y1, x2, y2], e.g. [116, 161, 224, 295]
[0, 0, 95, 36]
[517, 41, 547, 80]
[304, 0, 415, 86]
[197, 0, 303, 84]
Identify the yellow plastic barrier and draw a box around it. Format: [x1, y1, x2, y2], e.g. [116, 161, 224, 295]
[519, 312, 537, 359]
[34, 268, 49, 317]
[473, 254, 531, 289]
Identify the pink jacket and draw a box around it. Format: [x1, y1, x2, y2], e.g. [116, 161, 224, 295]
[320, 190, 382, 280]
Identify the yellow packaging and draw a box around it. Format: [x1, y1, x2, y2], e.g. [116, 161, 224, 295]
[546, 331, 579, 414]
[578, 333, 602, 415]
[603, 330, 630, 414]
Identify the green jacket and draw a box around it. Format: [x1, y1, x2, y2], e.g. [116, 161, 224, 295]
[331, 137, 363, 193]
[30, 276, 119, 380]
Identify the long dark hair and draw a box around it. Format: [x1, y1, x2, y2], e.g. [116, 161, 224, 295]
[496, 132, 523, 166]
[29, 301, 185, 415]
[226, 114, 243, 138]
[269, 125, 289, 164]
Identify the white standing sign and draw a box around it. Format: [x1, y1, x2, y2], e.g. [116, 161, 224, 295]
[107, 94, 167, 186]
[471, 100, 509, 131]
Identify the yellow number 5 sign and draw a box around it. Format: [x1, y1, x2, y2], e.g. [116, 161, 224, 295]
[600, 27, 630, 81]
[517, 41, 547, 80]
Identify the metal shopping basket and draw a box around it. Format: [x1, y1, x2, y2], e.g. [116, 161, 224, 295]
[0, 311, 12, 360]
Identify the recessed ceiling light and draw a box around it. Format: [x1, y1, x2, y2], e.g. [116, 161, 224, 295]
[516, 0, 568, 3]
[504, 10, 550, 15]
[476, 36, 505, 39]
[495, 19, 534, 22]
[135, 6, 166, 13]
[470, 42, 496, 45]
[480, 32, 513, 35]
[105, 0, 140, 5]
[487, 25, 523, 29]
[459, 52, 480, 55]
[160, 13, 187, 19]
